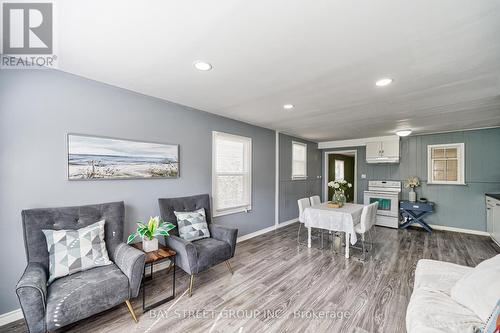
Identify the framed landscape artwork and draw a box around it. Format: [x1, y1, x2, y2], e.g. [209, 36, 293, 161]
[67, 134, 179, 180]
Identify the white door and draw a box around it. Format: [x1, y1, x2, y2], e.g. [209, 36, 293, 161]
[366, 142, 382, 160]
[381, 140, 399, 158]
[493, 205, 500, 246]
[486, 202, 494, 234]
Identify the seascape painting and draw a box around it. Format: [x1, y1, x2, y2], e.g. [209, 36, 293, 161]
[67, 134, 179, 180]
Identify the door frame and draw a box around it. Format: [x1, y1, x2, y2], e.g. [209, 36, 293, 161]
[323, 150, 357, 203]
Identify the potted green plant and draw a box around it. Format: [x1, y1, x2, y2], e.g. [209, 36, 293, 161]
[404, 176, 420, 202]
[127, 216, 176, 252]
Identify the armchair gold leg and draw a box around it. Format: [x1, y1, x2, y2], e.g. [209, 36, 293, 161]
[188, 275, 195, 297]
[225, 260, 234, 275]
[125, 300, 138, 323]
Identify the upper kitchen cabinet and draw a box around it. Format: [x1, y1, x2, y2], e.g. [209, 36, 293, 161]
[366, 138, 400, 163]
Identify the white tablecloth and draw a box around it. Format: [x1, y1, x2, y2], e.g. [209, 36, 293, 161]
[299, 203, 364, 245]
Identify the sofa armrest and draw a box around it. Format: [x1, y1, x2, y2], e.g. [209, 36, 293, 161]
[16, 262, 47, 333]
[112, 243, 146, 298]
[209, 224, 238, 257]
[165, 235, 197, 275]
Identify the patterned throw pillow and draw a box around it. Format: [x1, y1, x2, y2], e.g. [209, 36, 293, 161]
[484, 299, 500, 333]
[42, 220, 112, 284]
[174, 208, 211, 241]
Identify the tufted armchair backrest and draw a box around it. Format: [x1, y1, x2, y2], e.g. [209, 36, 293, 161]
[21, 201, 125, 270]
[158, 194, 212, 236]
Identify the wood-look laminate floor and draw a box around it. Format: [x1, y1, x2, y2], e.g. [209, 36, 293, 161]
[2, 224, 498, 333]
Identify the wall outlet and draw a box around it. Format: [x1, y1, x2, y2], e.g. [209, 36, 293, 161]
[361, 174, 367, 179]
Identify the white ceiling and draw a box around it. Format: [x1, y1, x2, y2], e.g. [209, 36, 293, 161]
[56, 0, 500, 142]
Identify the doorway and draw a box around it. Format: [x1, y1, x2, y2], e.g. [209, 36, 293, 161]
[323, 150, 357, 203]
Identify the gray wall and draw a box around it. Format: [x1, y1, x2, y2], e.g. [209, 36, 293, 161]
[322, 128, 500, 231]
[278, 134, 321, 222]
[0, 70, 276, 313]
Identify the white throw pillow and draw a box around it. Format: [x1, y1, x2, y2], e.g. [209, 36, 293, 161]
[450, 254, 500, 322]
[174, 208, 211, 241]
[42, 220, 112, 284]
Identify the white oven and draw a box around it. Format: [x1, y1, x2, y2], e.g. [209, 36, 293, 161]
[363, 181, 401, 228]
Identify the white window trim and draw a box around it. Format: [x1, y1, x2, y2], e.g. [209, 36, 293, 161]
[291, 141, 307, 180]
[212, 131, 252, 217]
[427, 143, 466, 185]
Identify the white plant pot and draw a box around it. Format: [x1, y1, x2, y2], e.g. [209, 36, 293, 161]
[142, 237, 158, 252]
[409, 188, 417, 202]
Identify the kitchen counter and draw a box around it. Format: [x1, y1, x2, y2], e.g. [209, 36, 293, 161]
[486, 193, 500, 201]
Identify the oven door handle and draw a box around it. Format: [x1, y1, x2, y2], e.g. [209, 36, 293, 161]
[365, 193, 398, 197]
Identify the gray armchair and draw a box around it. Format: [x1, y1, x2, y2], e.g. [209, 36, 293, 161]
[17, 201, 145, 333]
[158, 194, 238, 296]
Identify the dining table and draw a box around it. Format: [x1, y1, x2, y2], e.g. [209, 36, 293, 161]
[299, 202, 365, 258]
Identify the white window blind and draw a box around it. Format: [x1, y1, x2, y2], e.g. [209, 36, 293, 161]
[427, 143, 465, 185]
[212, 131, 252, 216]
[292, 141, 307, 179]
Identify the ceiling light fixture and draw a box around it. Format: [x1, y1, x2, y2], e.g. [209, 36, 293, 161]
[193, 61, 212, 71]
[375, 78, 393, 87]
[283, 104, 295, 110]
[396, 129, 412, 137]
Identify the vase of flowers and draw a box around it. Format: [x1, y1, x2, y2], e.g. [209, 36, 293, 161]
[404, 176, 420, 202]
[127, 216, 176, 252]
[328, 179, 352, 207]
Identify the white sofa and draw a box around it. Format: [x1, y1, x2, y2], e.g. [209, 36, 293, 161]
[406, 259, 484, 333]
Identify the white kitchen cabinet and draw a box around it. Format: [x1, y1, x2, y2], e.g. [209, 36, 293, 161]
[366, 138, 400, 163]
[486, 195, 500, 246]
[366, 142, 382, 160]
[381, 139, 399, 158]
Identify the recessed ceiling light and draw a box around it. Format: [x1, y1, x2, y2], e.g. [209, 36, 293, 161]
[193, 61, 212, 71]
[375, 78, 393, 87]
[283, 104, 294, 110]
[396, 129, 412, 137]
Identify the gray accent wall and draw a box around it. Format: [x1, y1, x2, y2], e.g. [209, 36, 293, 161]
[0, 70, 275, 314]
[322, 128, 500, 231]
[278, 134, 322, 223]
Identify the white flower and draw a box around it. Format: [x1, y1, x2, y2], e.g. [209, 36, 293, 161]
[348, 183, 352, 188]
[342, 180, 347, 184]
[328, 181, 335, 188]
[334, 183, 340, 189]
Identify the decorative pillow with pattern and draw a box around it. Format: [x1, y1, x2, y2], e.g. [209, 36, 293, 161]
[484, 299, 500, 333]
[174, 208, 211, 241]
[42, 220, 112, 284]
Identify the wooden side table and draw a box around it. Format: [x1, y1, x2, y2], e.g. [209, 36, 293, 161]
[131, 243, 176, 312]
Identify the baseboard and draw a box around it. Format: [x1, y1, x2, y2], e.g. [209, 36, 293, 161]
[278, 218, 299, 228]
[0, 308, 23, 326]
[411, 223, 490, 236]
[237, 218, 298, 243]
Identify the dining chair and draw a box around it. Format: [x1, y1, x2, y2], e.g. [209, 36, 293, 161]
[310, 195, 321, 206]
[353, 201, 379, 260]
[297, 198, 311, 245]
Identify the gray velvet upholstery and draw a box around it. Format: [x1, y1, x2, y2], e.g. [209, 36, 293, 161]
[45, 264, 129, 331]
[192, 238, 232, 273]
[158, 194, 238, 276]
[17, 202, 145, 333]
[16, 263, 47, 333]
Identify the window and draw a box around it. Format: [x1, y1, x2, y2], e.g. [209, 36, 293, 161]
[212, 131, 252, 216]
[334, 159, 344, 181]
[427, 143, 465, 185]
[292, 141, 307, 179]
